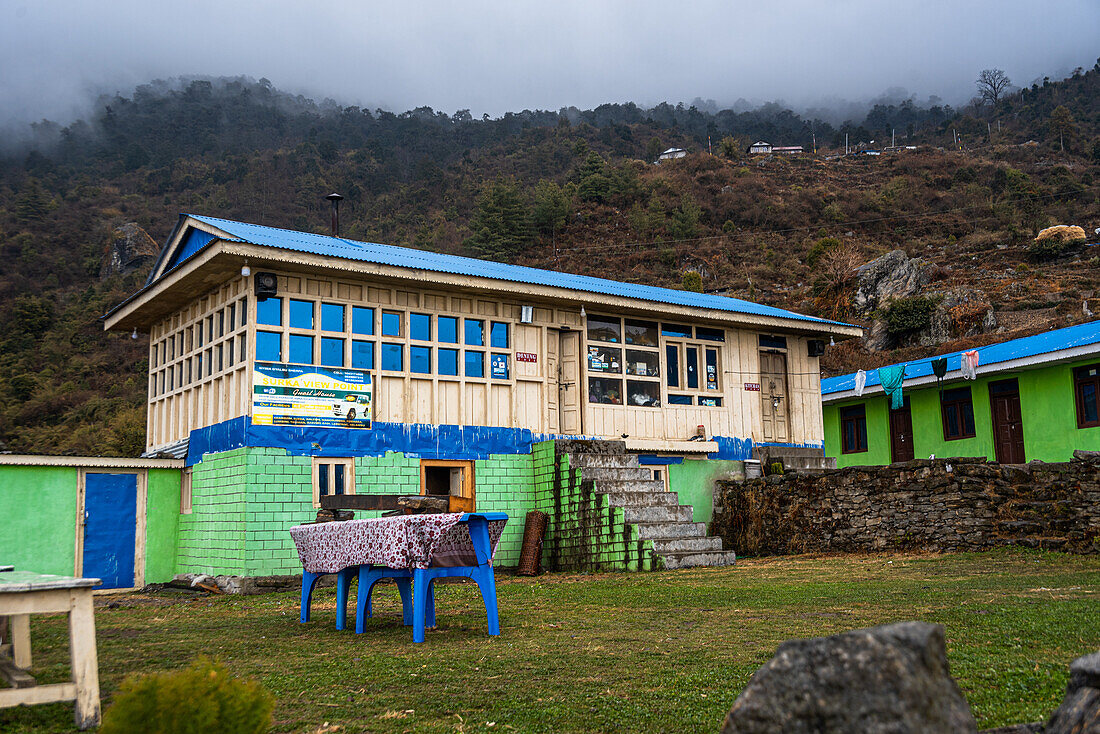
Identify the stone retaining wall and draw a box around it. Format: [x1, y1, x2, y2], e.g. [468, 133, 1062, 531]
[711, 452, 1100, 556]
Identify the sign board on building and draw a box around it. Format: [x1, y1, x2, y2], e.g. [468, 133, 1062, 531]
[491, 354, 509, 379]
[516, 352, 537, 363]
[252, 362, 372, 429]
[744, 382, 761, 391]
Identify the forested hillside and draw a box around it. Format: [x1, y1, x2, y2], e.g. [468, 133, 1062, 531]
[1, 64, 1098, 455]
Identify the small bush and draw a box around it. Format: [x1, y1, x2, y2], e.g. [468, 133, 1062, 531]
[884, 296, 937, 337]
[1028, 236, 1084, 262]
[100, 657, 274, 734]
[681, 270, 704, 292]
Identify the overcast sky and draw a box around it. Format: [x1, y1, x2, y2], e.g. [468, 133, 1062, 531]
[1, 0, 1097, 130]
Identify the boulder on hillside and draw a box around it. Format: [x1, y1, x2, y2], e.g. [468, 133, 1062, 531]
[100, 222, 159, 279]
[721, 621, 977, 734]
[1044, 650, 1100, 734]
[853, 249, 931, 315]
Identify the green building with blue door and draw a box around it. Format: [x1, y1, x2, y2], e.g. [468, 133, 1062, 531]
[821, 321, 1100, 467]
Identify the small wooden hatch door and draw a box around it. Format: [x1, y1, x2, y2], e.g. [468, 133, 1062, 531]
[760, 351, 789, 442]
[889, 398, 914, 463]
[421, 460, 475, 513]
[990, 378, 1025, 464]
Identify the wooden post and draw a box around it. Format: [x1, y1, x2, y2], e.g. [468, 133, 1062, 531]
[67, 591, 101, 730]
[10, 614, 30, 668]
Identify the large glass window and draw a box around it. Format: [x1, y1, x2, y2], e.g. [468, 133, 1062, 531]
[662, 323, 692, 338]
[256, 331, 281, 362]
[352, 306, 374, 335]
[1075, 363, 1100, 429]
[941, 387, 976, 440]
[257, 297, 282, 326]
[587, 346, 622, 373]
[410, 313, 432, 341]
[464, 319, 484, 346]
[666, 345, 680, 387]
[382, 343, 403, 371]
[624, 319, 659, 347]
[589, 377, 623, 404]
[626, 380, 660, 407]
[321, 337, 344, 367]
[321, 303, 345, 332]
[289, 299, 314, 329]
[587, 315, 621, 343]
[351, 340, 374, 369]
[704, 348, 720, 390]
[490, 321, 509, 349]
[841, 405, 868, 453]
[465, 350, 484, 377]
[438, 316, 458, 344]
[626, 349, 659, 377]
[438, 348, 459, 376]
[686, 347, 699, 389]
[289, 334, 313, 364]
[696, 326, 725, 342]
[410, 346, 431, 374]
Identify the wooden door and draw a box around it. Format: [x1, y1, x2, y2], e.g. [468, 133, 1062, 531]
[889, 400, 914, 462]
[546, 329, 560, 433]
[990, 379, 1025, 464]
[558, 330, 581, 435]
[760, 352, 789, 442]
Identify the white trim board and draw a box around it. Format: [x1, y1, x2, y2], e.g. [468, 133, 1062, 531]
[0, 455, 183, 469]
[822, 342, 1100, 403]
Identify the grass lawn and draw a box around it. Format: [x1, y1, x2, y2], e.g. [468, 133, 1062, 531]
[1, 548, 1097, 733]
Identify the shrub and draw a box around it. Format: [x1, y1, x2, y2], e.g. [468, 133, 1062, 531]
[884, 296, 937, 337]
[100, 657, 274, 734]
[681, 270, 703, 292]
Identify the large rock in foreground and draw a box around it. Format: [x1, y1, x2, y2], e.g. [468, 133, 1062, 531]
[1044, 650, 1100, 734]
[721, 621, 977, 734]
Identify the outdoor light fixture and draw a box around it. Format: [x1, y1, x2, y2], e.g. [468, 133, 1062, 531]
[131, 328, 138, 340]
[520, 305, 534, 323]
[580, 306, 587, 319]
[829, 335, 836, 347]
[241, 265, 251, 277]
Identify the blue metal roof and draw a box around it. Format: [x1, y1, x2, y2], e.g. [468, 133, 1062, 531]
[822, 320, 1100, 396]
[175, 214, 853, 329]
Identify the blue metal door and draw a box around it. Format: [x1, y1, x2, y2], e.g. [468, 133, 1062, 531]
[82, 473, 137, 589]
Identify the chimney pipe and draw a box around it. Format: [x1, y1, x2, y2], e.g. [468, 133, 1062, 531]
[325, 193, 344, 236]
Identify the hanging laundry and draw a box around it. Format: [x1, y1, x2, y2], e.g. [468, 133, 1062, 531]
[877, 364, 907, 409]
[931, 357, 948, 397]
[854, 369, 867, 396]
[961, 350, 979, 380]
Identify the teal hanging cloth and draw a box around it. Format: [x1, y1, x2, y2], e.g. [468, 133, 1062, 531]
[878, 364, 907, 409]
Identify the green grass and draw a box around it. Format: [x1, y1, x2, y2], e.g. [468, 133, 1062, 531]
[2, 548, 1097, 733]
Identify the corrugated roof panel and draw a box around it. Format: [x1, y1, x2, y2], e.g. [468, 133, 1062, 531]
[821, 320, 1100, 395]
[184, 214, 853, 328]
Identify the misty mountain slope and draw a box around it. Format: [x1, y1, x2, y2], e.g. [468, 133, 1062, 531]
[0, 70, 1097, 455]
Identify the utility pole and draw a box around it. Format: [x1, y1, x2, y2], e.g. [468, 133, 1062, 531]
[891, 128, 895, 149]
[845, 133, 848, 155]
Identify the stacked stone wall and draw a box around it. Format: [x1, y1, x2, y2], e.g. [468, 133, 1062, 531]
[712, 453, 1100, 556]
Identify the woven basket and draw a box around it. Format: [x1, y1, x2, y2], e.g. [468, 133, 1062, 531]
[516, 510, 549, 576]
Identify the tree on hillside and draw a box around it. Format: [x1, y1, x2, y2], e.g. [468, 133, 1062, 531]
[464, 180, 533, 261]
[1049, 105, 1077, 152]
[976, 69, 1012, 106]
[531, 180, 570, 236]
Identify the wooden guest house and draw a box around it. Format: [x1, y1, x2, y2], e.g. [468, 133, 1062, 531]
[1, 213, 860, 585]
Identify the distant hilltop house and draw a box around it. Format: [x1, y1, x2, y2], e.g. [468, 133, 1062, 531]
[748, 141, 772, 154]
[657, 147, 687, 162]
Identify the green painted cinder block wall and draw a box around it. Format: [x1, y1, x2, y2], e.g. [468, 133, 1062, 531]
[824, 358, 1100, 467]
[0, 465, 78, 577]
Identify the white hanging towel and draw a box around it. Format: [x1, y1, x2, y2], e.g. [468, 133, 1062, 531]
[854, 369, 867, 396]
[960, 350, 980, 380]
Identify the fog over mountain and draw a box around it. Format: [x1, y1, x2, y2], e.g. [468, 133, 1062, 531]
[1, 0, 1097, 134]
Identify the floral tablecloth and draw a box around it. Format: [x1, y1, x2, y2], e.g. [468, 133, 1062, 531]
[289, 514, 506, 573]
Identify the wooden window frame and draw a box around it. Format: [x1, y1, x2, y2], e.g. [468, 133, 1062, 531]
[180, 467, 193, 514]
[311, 457, 356, 509]
[840, 404, 868, 454]
[1074, 363, 1100, 429]
[420, 459, 475, 512]
[941, 386, 977, 440]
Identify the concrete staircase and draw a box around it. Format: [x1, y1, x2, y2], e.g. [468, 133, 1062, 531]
[564, 444, 737, 570]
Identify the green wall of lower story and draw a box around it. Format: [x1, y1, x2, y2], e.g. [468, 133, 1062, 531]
[668, 459, 744, 523]
[0, 465, 78, 577]
[144, 469, 181, 583]
[825, 358, 1100, 467]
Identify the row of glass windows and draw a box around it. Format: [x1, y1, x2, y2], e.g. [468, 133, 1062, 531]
[255, 297, 509, 348]
[587, 315, 725, 346]
[588, 376, 723, 408]
[152, 337, 247, 397]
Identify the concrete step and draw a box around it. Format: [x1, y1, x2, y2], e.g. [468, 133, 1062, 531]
[660, 550, 737, 570]
[591, 479, 666, 493]
[569, 454, 640, 469]
[650, 536, 724, 554]
[634, 521, 708, 540]
[602, 491, 679, 507]
[579, 467, 653, 481]
[623, 505, 694, 523]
